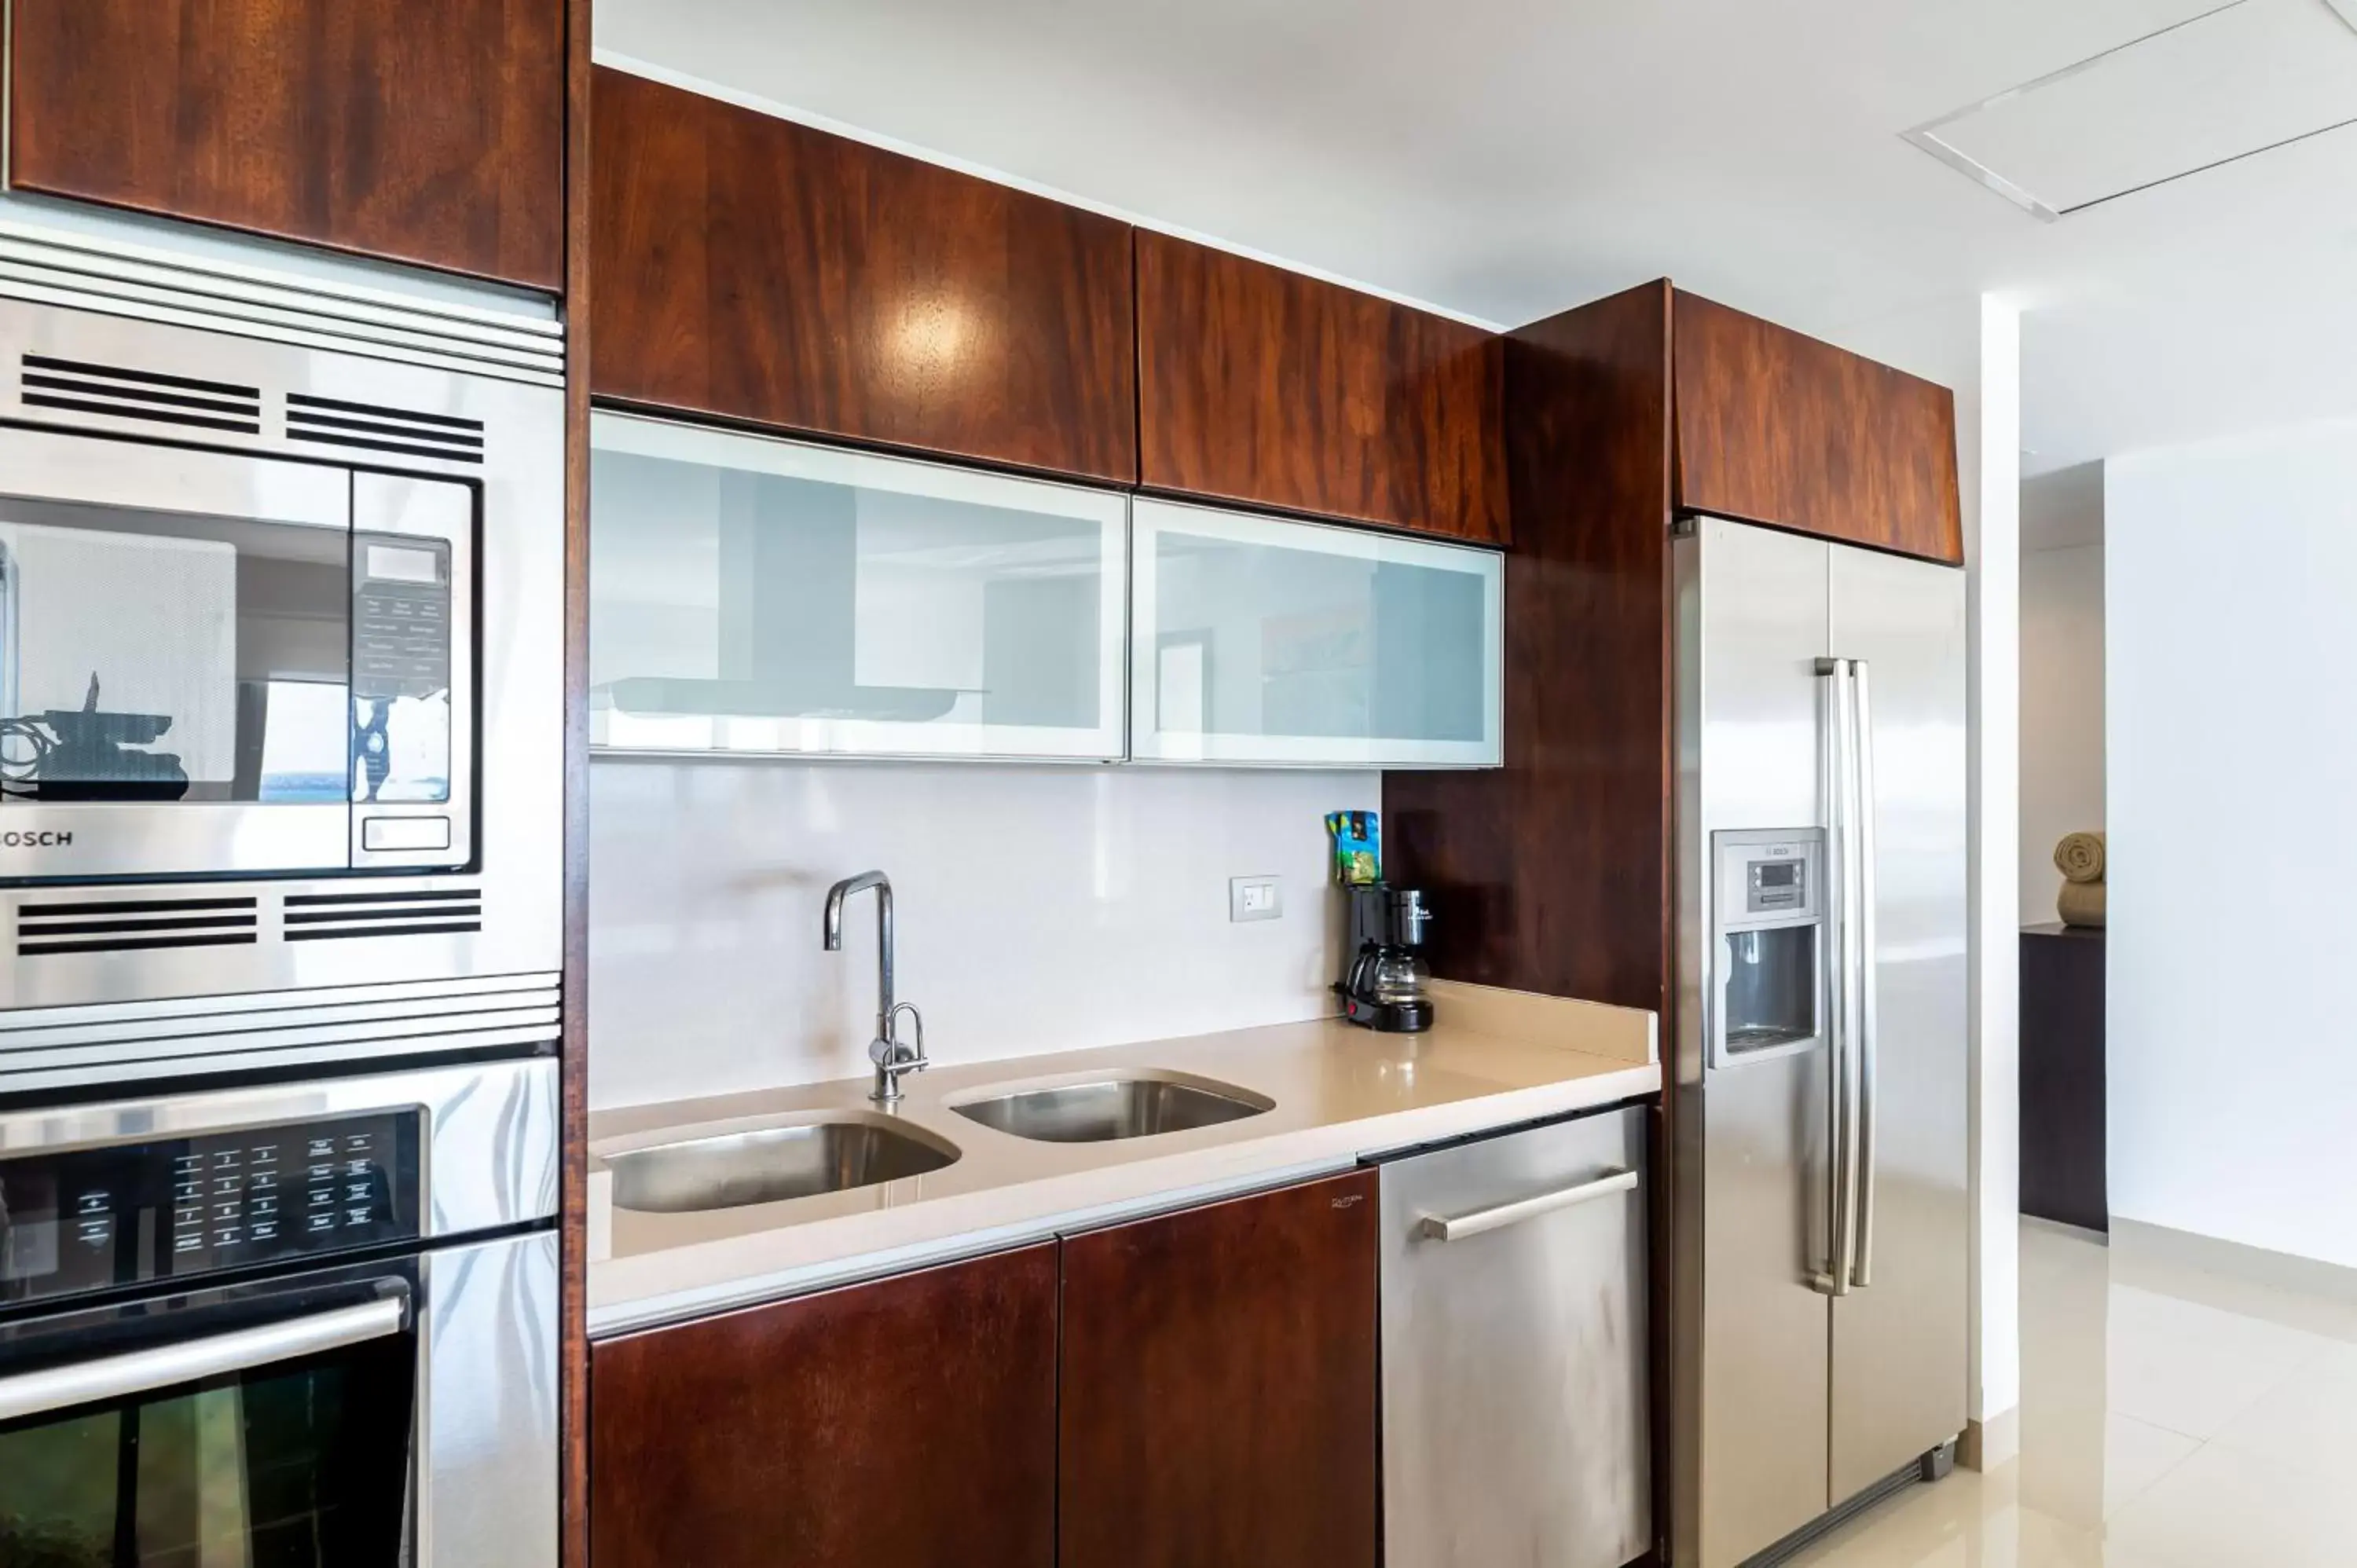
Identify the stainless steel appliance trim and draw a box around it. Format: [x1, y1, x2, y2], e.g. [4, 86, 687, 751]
[1849, 659, 1879, 1289]
[0, 987, 555, 1051]
[0, 420, 346, 525]
[414, 1228, 559, 1568]
[15, 1006, 558, 1070]
[0, 1055, 559, 1233]
[0, 1027, 559, 1097]
[0, 222, 563, 384]
[0, 1294, 405, 1423]
[1416, 1167, 1638, 1241]
[0, 972, 559, 1033]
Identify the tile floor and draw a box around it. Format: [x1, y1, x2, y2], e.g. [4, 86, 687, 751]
[1787, 1220, 2357, 1567]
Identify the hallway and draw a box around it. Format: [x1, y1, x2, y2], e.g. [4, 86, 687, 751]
[1789, 1222, 2357, 1566]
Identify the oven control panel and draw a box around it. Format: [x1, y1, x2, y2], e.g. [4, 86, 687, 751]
[0, 1111, 420, 1310]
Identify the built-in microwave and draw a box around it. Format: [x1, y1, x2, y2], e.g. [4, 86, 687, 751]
[0, 423, 475, 879]
[0, 229, 563, 1059]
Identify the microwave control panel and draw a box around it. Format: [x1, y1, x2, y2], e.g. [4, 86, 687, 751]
[0, 1111, 421, 1311]
[353, 534, 453, 703]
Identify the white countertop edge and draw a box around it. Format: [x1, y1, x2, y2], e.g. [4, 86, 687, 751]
[587, 1055, 1659, 1339]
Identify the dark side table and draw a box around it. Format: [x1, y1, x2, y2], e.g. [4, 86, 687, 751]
[2021, 923, 2106, 1233]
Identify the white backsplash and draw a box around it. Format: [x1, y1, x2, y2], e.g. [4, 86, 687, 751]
[588, 759, 1378, 1111]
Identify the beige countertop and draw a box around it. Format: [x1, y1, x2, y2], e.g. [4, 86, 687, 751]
[586, 980, 1659, 1337]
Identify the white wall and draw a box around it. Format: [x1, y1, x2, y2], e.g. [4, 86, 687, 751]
[2107, 419, 2357, 1270]
[588, 759, 1375, 1110]
[2019, 463, 2106, 925]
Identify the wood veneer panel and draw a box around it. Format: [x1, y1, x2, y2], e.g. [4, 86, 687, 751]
[589, 68, 1137, 482]
[9, 0, 564, 290]
[1135, 230, 1507, 542]
[1671, 291, 1963, 564]
[1385, 280, 1676, 1011]
[590, 1244, 1059, 1568]
[1058, 1171, 1380, 1568]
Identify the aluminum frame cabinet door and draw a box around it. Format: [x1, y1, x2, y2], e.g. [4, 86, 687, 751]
[1675, 517, 1835, 1568]
[1826, 543, 1970, 1501]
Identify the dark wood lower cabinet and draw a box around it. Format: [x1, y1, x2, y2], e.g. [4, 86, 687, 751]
[588, 1242, 1058, 1568]
[1058, 1170, 1380, 1568]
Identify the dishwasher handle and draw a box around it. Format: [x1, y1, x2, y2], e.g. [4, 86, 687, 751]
[1417, 1169, 1640, 1243]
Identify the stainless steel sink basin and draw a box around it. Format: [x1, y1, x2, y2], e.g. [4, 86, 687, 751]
[604, 1116, 958, 1213]
[950, 1075, 1272, 1144]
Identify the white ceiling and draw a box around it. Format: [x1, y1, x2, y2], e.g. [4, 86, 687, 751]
[596, 0, 2357, 474]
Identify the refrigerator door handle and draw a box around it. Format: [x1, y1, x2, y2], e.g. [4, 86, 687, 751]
[1849, 659, 1879, 1289]
[1812, 656, 1858, 1297]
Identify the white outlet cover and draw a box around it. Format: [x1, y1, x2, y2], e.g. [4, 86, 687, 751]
[1229, 875, 1283, 923]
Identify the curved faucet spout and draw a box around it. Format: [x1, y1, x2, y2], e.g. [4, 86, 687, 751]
[823, 870, 892, 953]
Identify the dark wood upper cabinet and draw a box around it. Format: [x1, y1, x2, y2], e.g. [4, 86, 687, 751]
[589, 1243, 1058, 1568]
[1387, 280, 1677, 1013]
[1672, 291, 1963, 564]
[1059, 1170, 1380, 1568]
[8, 0, 565, 291]
[1135, 231, 1508, 544]
[590, 67, 1138, 483]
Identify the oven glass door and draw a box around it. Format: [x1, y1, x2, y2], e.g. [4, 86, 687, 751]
[0, 427, 473, 881]
[0, 1274, 415, 1567]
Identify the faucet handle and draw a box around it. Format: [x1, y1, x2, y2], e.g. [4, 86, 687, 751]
[871, 1002, 929, 1072]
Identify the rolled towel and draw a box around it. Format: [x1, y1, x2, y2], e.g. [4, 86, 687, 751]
[2053, 831, 2106, 885]
[2057, 879, 2106, 928]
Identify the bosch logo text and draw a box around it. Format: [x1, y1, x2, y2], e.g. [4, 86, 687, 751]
[1, 831, 71, 848]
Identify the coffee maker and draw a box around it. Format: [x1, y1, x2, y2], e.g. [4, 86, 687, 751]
[1338, 885, 1434, 1032]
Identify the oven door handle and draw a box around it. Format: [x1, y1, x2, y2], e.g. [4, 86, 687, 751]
[0, 1293, 408, 1424]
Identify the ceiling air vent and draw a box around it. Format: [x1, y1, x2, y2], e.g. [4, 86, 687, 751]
[1906, 0, 2357, 220]
[287, 393, 485, 463]
[20, 354, 262, 434]
[282, 888, 483, 943]
[18, 897, 260, 957]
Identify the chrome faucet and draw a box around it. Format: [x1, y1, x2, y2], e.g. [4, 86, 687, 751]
[822, 870, 929, 1103]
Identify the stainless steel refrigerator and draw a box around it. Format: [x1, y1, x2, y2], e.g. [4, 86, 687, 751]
[1670, 515, 1970, 1568]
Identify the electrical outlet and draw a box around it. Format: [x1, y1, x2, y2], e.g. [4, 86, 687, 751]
[1229, 875, 1282, 923]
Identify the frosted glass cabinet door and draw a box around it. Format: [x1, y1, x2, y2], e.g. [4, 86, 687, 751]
[589, 412, 1129, 760]
[1130, 498, 1504, 767]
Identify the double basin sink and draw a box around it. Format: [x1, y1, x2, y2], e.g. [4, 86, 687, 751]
[605, 1074, 1272, 1216]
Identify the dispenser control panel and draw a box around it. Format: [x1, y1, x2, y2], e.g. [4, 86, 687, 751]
[1715, 831, 1825, 931]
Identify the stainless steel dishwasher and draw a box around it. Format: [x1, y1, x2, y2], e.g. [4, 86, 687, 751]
[1377, 1104, 1650, 1568]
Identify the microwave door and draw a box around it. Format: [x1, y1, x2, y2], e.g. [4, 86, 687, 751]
[0, 426, 354, 881]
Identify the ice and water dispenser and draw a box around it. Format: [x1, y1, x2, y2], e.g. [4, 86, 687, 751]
[1709, 829, 1828, 1066]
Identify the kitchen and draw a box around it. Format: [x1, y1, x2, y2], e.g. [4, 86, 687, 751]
[0, 7, 1975, 1568]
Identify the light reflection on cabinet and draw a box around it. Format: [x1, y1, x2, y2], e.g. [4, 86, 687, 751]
[588, 412, 1130, 761]
[1129, 498, 1503, 768]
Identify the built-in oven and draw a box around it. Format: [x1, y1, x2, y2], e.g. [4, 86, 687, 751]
[0, 1055, 557, 1566]
[0, 224, 563, 1062]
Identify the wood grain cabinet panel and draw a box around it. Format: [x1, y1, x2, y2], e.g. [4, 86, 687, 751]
[588, 1243, 1058, 1568]
[1136, 231, 1508, 543]
[8, 0, 565, 290]
[1059, 1170, 1380, 1568]
[1672, 291, 1963, 564]
[590, 67, 1137, 482]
